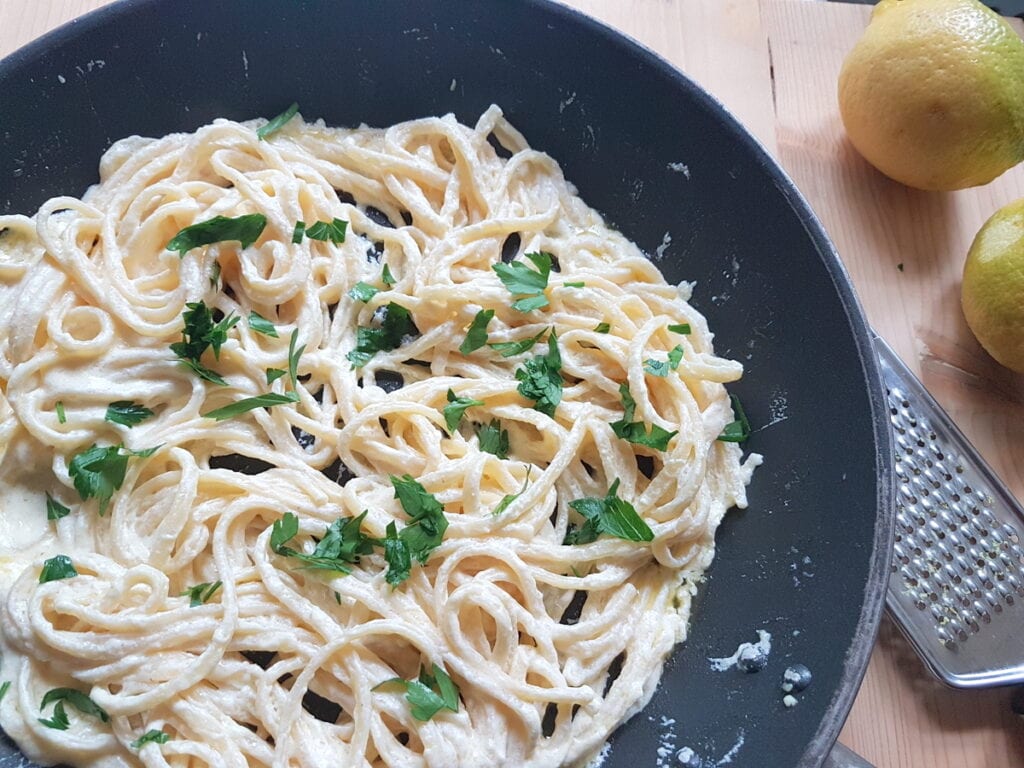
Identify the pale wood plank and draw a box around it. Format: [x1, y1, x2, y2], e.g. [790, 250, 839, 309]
[764, 0, 1024, 765]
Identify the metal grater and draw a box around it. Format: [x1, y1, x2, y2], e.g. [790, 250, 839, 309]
[875, 334, 1024, 688]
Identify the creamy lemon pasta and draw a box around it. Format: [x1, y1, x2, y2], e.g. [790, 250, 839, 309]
[0, 105, 759, 768]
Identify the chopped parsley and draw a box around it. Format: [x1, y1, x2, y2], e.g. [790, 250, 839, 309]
[382, 264, 397, 285]
[204, 392, 301, 421]
[39, 689, 109, 730]
[493, 472, 530, 516]
[270, 511, 376, 574]
[475, 420, 509, 459]
[69, 444, 157, 515]
[643, 345, 684, 377]
[346, 303, 418, 368]
[131, 729, 171, 749]
[39, 555, 77, 583]
[182, 581, 222, 607]
[348, 282, 380, 303]
[105, 401, 154, 427]
[514, 332, 563, 417]
[171, 301, 239, 385]
[593, 322, 611, 334]
[375, 663, 460, 722]
[488, 328, 546, 357]
[287, 328, 304, 390]
[609, 383, 677, 451]
[493, 251, 552, 311]
[564, 281, 585, 288]
[668, 323, 691, 335]
[55, 401, 66, 424]
[257, 102, 299, 140]
[383, 475, 448, 585]
[292, 221, 306, 243]
[38, 701, 69, 730]
[566, 479, 654, 544]
[382, 522, 412, 587]
[166, 213, 267, 256]
[45, 493, 71, 522]
[459, 309, 494, 355]
[0, 681, 9, 704]
[717, 394, 751, 443]
[249, 311, 279, 338]
[443, 389, 483, 433]
[304, 218, 348, 244]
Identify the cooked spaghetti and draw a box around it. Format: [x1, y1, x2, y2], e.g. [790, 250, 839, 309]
[0, 106, 759, 768]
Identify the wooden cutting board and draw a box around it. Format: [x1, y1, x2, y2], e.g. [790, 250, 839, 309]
[3, 1, 1024, 765]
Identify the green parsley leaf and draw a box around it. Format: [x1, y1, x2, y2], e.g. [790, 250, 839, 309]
[38, 700, 69, 730]
[493, 251, 552, 311]
[46, 493, 71, 522]
[204, 393, 298, 421]
[382, 264, 397, 285]
[166, 214, 267, 257]
[609, 383, 677, 451]
[182, 581, 222, 607]
[375, 663, 459, 721]
[667, 345, 684, 369]
[488, 328, 546, 357]
[514, 332, 563, 417]
[644, 358, 669, 377]
[266, 368, 287, 384]
[348, 282, 380, 303]
[493, 471, 530, 516]
[69, 444, 156, 515]
[105, 401, 154, 427]
[249, 311, 279, 338]
[717, 394, 751, 443]
[270, 512, 375, 574]
[644, 346, 684, 377]
[305, 218, 348, 244]
[292, 221, 306, 244]
[209, 260, 222, 288]
[668, 323, 691, 334]
[475, 420, 509, 459]
[39, 555, 77, 583]
[563, 517, 600, 545]
[459, 309, 494, 355]
[40, 688, 109, 723]
[257, 102, 299, 140]
[56, 401, 66, 424]
[568, 479, 654, 543]
[442, 389, 483, 433]
[391, 474, 448, 565]
[270, 512, 299, 554]
[564, 281, 585, 288]
[383, 521, 412, 586]
[0, 681, 10, 704]
[131, 729, 170, 749]
[170, 302, 239, 385]
[287, 328, 305, 390]
[346, 303, 418, 368]
[593, 322, 611, 334]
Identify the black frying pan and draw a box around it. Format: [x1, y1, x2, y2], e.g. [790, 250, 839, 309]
[0, 2, 893, 766]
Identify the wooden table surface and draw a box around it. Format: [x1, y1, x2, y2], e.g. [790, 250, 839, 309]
[2, 1, 1023, 766]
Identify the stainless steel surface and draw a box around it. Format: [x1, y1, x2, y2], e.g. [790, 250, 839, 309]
[876, 335, 1024, 688]
[824, 742, 877, 768]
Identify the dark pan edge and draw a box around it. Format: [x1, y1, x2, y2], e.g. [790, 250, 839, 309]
[525, 2, 897, 764]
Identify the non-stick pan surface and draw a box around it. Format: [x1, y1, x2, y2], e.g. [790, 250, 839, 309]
[0, 2, 893, 766]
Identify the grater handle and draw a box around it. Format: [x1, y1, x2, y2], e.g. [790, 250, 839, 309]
[824, 742, 876, 768]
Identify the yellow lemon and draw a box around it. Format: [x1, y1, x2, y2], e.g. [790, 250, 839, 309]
[962, 199, 1024, 371]
[838, 0, 1024, 191]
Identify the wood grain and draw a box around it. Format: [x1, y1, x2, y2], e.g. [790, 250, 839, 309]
[3, 1, 1024, 766]
[763, 1, 1024, 766]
